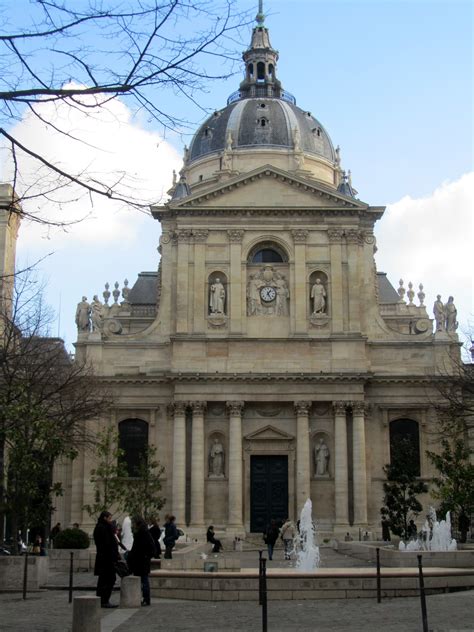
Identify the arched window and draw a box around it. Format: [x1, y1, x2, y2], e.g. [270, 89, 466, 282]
[257, 61, 265, 81]
[248, 242, 288, 264]
[119, 419, 148, 477]
[389, 419, 420, 476]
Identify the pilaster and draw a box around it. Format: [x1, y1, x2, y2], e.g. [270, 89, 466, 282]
[171, 402, 187, 524]
[294, 400, 311, 513]
[189, 401, 206, 529]
[333, 401, 349, 528]
[292, 230, 308, 333]
[228, 230, 244, 334]
[176, 230, 192, 333]
[328, 229, 344, 333]
[227, 400, 245, 530]
[345, 230, 362, 333]
[192, 230, 208, 333]
[352, 401, 368, 526]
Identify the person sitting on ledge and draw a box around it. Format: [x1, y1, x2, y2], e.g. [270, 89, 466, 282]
[206, 525, 223, 553]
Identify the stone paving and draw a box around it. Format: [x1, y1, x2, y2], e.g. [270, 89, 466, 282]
[1, 547, 473, 631]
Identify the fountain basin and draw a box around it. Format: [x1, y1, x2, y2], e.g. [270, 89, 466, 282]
[336, 541, 474, 568]
[149, 566, 474, 601]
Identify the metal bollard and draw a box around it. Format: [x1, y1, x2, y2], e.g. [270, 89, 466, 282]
[68, 551, 74, 604]
[417, 555, 429, 632]
[22, 551, 29, 600]
[261, 557, 268, 632]
[376, 547, 381, 603]
[258, 550, 263, 606]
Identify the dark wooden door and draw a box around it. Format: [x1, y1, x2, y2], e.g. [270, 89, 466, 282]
[250, 455, 288, 532]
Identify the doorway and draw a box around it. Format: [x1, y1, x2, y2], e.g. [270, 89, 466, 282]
[250, 455, 288, 532]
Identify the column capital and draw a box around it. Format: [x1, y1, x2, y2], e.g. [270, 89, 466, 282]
[294, 400, 312, 416]
[190, 401, 207, 415]
[169, 401, 187, 416]
[227, 229, 244, 243]
[333, 401, 347, 415]
[345, 229, 363, 245]
[351, 401, 367, 416]
[327, 228, 344, 244]
[227, 400, 244, 416]
[291, 229, 309, 244]
[177, 229, 193, 243]
[193, 229, 209, 243]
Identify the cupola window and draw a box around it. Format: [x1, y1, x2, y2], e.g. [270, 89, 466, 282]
[257, 61, 265, 82]
[258, 117, 269, 128]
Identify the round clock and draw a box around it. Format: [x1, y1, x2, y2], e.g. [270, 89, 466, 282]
[260, 286, 276, 302]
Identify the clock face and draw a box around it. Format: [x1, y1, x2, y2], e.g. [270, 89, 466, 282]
[260, 286, 276, 302]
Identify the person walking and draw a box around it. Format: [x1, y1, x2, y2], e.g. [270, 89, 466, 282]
[127, 516, 156, 606]
[206, 525, 223, 553]
[93, 511, 120, 608]
[263, 519, 279, 561]
[149, 517, 162, 559]
[163, 515, 179, 559]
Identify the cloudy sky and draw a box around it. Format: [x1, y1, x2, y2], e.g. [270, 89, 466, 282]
[2, 0, 473, 348]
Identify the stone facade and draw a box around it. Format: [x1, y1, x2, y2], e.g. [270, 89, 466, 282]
[48, 14, 463, 538]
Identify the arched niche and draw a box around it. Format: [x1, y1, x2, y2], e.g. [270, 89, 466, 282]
[311, 431, 332, 478]
[207, 271, 228, 316]
[208, 432, 226, 479]
[309, 270, 329, 316]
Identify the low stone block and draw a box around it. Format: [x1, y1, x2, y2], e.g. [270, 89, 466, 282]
[120, 576, 141, 608]
[72, 596, 100, 632]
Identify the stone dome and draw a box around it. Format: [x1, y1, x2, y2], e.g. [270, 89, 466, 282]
[188, 97, 336, 165]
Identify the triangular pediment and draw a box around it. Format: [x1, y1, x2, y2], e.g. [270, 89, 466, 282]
[244, 424, 294, 442]
[170, 165, 368, 211]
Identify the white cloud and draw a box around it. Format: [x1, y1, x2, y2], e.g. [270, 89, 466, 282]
[375, 172, 474, 335]
[2, 90, 182, 347]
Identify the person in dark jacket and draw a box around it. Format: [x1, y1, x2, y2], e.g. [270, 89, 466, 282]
[163, 515, 179, 559]
[263, 519, 279, 561]
[149, 517, 162, 559]
[206, 525, 222, 553]
[93, 511, 120, 608]
[128, 516, 156, 606]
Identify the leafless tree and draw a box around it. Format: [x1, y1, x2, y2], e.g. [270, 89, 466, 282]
[0, 269, 110, 546]
[0, 1, 249, 225]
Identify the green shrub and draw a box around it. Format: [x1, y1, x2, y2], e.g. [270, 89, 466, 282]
[53, 528, 90, 549]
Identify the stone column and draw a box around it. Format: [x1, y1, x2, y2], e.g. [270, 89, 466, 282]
[171, 402, 187, 524]
[328, 229, 344, 333]
[292, 230, 308, 333]
[176, 229, 192, 334]
[345, 229, 361, 333]
[228, 230, 244, 334]
[352, 402, 368, 525]
[189, 401, 206, 529]
[295, 401, 312, 513]
[193, 230, 208, 334]
[333, 401, 349, 527]
[227, 400, 244, 529]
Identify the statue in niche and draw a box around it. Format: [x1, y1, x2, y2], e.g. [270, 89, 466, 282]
[90, 295, 104, 332]
[311, 278, 326, 314]
[209, 438, 225, 477]
[275, 275, 289, 316]
[433, 295, 445, 332]
[247, 273, 261, 316]
[75, 296, 91, 332]
[209, 278, 226, 315]
[445, 296, 458, 332]
[314, 438, 330, 476]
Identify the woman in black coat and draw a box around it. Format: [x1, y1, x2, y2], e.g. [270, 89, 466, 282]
[93, 511, 120, 608]
[148, 517, 162, 559]
[206, 525, 222, 553]
[128, 516, 156, 606]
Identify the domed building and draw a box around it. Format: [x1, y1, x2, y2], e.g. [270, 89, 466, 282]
[55, 7, 460, 537]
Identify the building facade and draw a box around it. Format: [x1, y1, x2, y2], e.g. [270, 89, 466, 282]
[56, 12, 461, 537]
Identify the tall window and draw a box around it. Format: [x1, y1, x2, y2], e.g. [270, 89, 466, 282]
[389, 419, 420, 476]
[118, 419, 148, 477]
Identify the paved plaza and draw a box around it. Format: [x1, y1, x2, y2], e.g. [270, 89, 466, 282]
[1, 547, 473, 631]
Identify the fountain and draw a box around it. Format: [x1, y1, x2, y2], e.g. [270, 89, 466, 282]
[295, 498, 320, 571]
[398, 508, 457, 552]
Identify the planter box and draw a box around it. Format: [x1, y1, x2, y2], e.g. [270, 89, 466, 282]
[0, 556, 48, 591]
